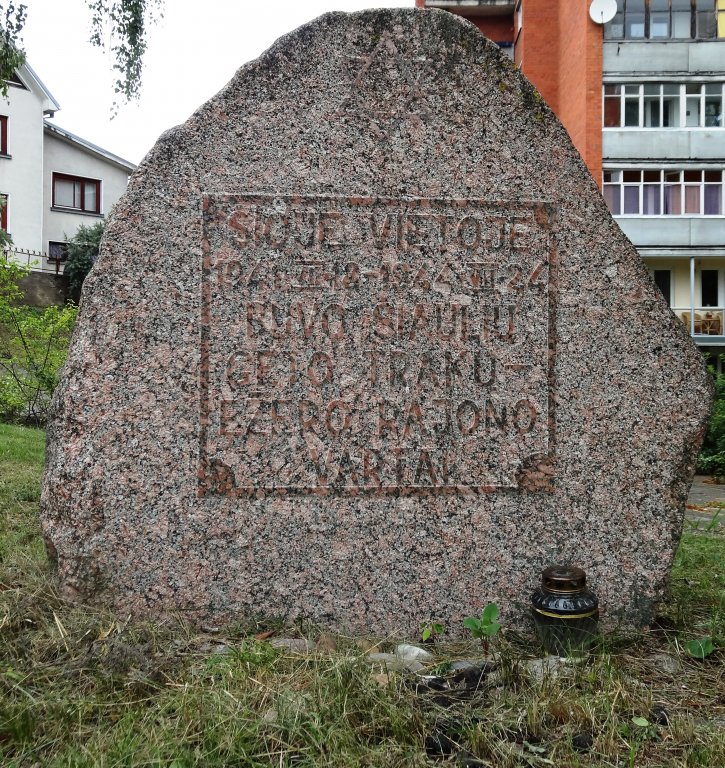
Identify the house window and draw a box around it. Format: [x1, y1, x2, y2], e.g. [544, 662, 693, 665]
[52, 173, 101, 214]
[603, 169, 725, 215]
[653, 269, 672, 305]
[0, 116, 7, 156]
[0, 194, 7, 232]
[605, 0, 721, 40]
[603, 82, 723, 128]
[48, 241, 68, 262]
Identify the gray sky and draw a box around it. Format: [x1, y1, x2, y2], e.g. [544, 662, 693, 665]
[21, 1, 412, 165]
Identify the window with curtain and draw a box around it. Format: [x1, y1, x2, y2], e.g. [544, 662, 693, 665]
[0, 116, 7, 156]
[52, 173, 101, 214]
[603, 169, 725, 215]
[605, 0, 720, 40]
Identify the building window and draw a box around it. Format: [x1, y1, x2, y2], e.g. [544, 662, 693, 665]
[653, 269, 672, 305]
[52, 173, 101, 214]
[702, 269, 720, 306]
[0, 116, 7, 156]
[48, 241, 68, 262]
[605, 0, 722, 40]
[0, 194, 7, 232]
[603, 82, 723, 128]
[603, 169, 724, 215]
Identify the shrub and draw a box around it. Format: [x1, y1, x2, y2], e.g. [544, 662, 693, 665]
[64, 221, 104, 300]
[696, 452, 725, 482]
[695, 358, 725, 480]
[0, 260, 76, 425]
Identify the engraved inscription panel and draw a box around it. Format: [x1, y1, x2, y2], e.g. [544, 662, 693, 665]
[199, 195, 555, 496]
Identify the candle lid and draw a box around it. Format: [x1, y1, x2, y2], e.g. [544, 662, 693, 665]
[542, 565, 587, 593]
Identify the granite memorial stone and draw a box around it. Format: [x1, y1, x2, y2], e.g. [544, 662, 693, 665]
[41, 8, 711, 634]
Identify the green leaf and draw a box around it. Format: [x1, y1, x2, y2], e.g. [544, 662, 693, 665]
[463, 617, 481, 631]
[684, 636, 716, 659]
[421, 628, 431, 642]
[482, 602, 499, 623]
[632, 717, 649, 728]
[482, 622, 502, 637]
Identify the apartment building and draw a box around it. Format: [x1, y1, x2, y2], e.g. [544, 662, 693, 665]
[417, 0, 725, 361]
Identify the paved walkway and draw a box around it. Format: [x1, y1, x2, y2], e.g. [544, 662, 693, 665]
[686, 475, 724, 531]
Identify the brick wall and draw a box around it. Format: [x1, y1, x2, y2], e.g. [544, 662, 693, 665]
[516, 2, 603, 186]
[418, 2, 603, 185]
[516, 2, 560, 115]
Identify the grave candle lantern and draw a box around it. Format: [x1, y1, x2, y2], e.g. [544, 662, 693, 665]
[531, 566, 599, 656]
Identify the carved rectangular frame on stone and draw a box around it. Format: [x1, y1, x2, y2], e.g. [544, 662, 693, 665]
[199, 194, 557, 498]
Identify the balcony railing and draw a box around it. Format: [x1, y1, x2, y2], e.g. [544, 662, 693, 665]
[424, 1, 516, 11]
[2, 247, 65, 275]
[674, 307, 725, 337]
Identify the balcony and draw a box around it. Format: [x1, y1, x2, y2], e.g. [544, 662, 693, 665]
[422, 1, 516, 15]
[675, 307, 725, 342]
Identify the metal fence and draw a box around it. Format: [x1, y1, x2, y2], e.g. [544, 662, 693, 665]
[2, 247, 64, 275]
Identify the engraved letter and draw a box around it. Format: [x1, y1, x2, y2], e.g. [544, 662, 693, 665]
[325, 400, 352, 435]
[307, 352, 333, 387]
[373, 303, 396, 339]
[403, 401, 425, 439]
[513, 399, 537, 434]
[226, 351, 254, 390]
[370, 212, 394, 248]
[298, 400, 320, 433]
[473, 351, 496, 387]
[456, 400, 481, 436]
[378, 401, 400, 438]
[322, 303, 346, 341]
[456, 216, 482, 250]
[227, 205, 255, 245]
[363, 448, 384, 487]
[318, 211, 344, 246]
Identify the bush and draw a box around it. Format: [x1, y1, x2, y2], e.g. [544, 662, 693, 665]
[696, 357, 725, 479]
[0, 261, 76, 425]
[696, 452, 725, 482]
[64, 221, 104, 300]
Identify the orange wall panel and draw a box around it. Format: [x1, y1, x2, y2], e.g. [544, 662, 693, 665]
[517, 3, 560, 114]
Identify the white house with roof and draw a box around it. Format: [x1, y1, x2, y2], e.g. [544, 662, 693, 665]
[1, 61, 135, 282]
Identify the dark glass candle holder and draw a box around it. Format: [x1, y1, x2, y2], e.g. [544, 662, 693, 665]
[531, 565, 599, 657]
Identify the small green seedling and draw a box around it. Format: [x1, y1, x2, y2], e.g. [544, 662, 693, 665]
[626, 715, 661, 766]
[684, 636, 716, 659]
[420, 621, 445, 643]
[463, 603, 501, 652]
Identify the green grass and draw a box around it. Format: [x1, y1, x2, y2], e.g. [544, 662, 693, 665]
[0, 424, 723, 767]
[0, 424, 46, 572]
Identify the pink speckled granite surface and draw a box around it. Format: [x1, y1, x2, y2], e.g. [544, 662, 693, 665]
[41, 9, 711, 635]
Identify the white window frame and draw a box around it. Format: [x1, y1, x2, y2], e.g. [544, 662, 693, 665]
[603, 168, 725, 216]
[603, 82, 725, 129]
[605, 0, 720, 41]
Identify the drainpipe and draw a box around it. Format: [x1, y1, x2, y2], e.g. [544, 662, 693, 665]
[690, 255, 696, 337]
